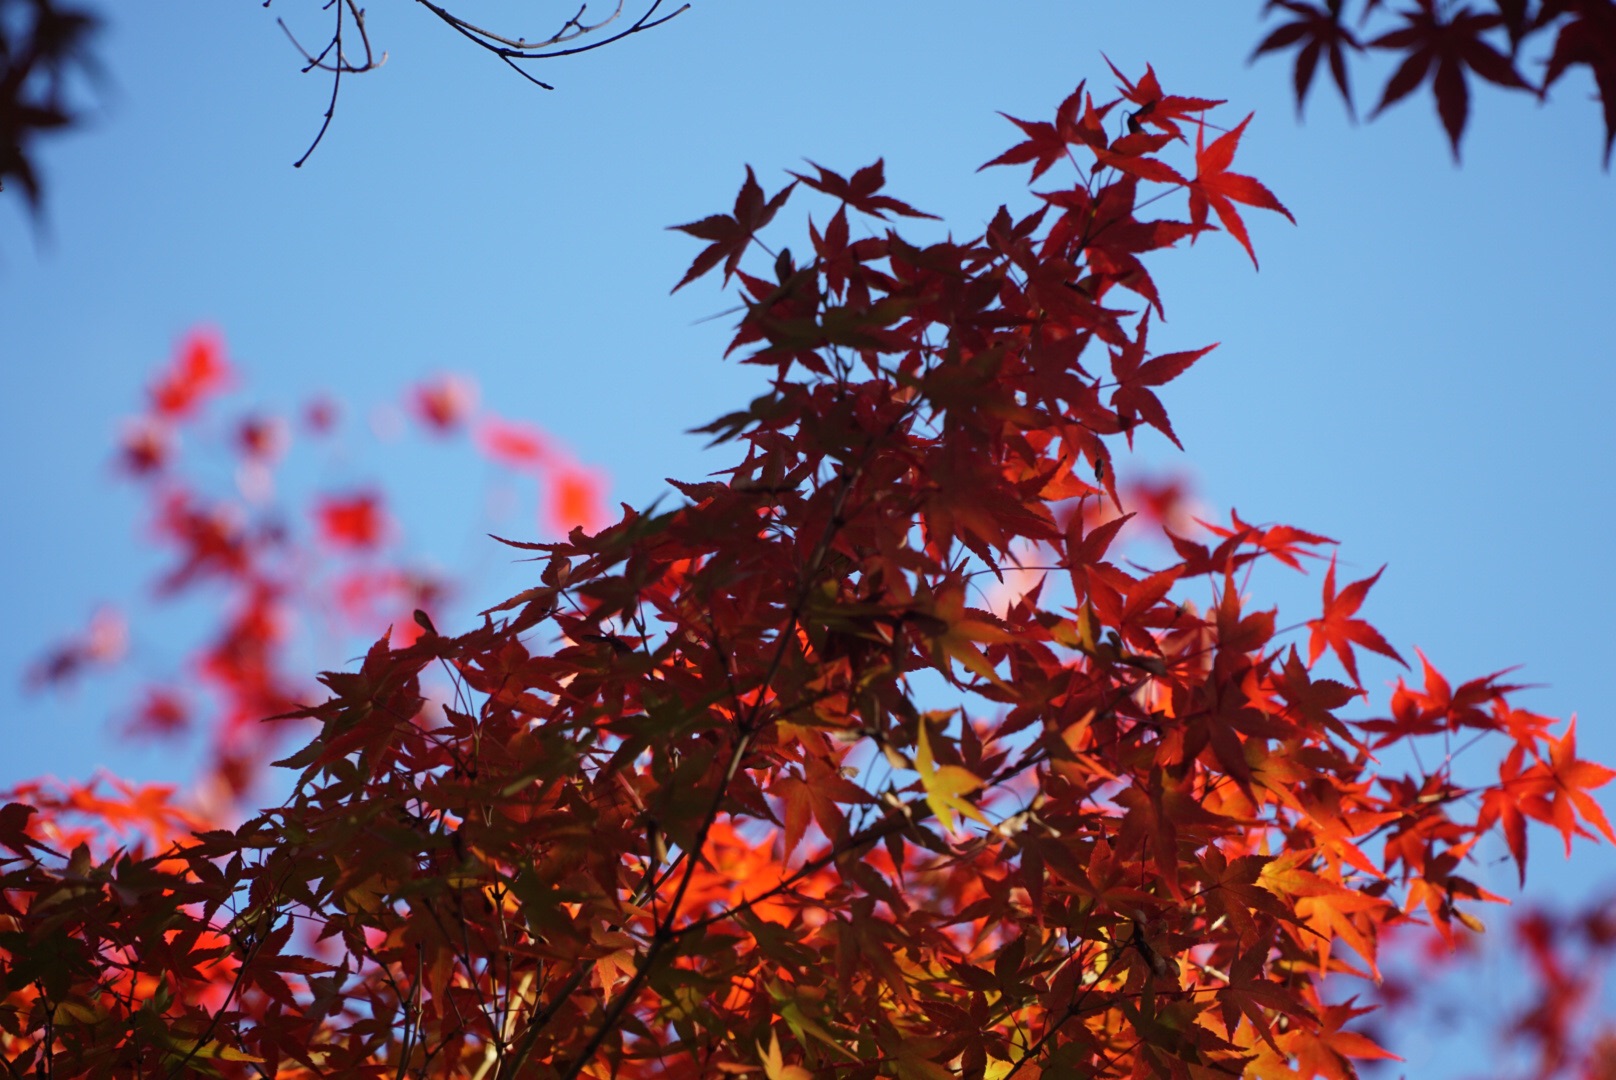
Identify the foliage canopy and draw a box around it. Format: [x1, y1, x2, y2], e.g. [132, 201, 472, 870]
[4, 60, 1615, 1080]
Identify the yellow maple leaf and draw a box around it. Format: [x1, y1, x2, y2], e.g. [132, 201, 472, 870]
[758, 1031, 813, 1080]
[169, 1040, 264, 1063]
[916, 720, 989, 833]
[927, 584, 1015, 692]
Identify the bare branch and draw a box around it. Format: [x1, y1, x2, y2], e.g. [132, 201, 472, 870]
[283, 0, 384, 168]
[270, 0, 687, 165]
[411, 0, 689, 63]
[412, 0, 627, 52]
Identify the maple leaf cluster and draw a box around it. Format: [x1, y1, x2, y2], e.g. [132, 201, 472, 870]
[1507, 899, 1616, 1077]
[25, 333, 607, 811]
[1252, 0, 1616, 162]
[3, 66, 1613, 1080]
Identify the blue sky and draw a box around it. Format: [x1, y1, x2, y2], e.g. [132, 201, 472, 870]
[2, 0, 1613, 1071]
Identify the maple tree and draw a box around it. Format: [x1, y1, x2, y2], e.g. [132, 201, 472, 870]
[5, 64, 1615, 1080]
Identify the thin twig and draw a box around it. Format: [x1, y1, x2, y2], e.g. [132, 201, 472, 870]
[413, 0, 688, 63]
[417, 0, 625, 52]
[287, 0, 384, 167]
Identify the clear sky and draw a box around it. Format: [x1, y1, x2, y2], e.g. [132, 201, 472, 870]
[2, 1, 1613, 1072]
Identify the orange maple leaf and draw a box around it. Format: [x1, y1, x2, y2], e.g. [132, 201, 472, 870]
[1306, 554, 1405, 686]
[1520, 718, 1616, 856]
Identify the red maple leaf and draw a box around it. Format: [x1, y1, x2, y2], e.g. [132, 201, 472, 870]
[475, 415, 555, 470]
[1104, 57, 1225, 139]
[1542, 1, 1616, 165]
[119, 418, 171, 475]
[787, 158, 937, 220]
[545, 466, 607, 536]
[1368, 0, 1530, 158]
[979, 83, 1111, 180]
[669, 166, 795, 291]
[236, 415, 288, 461]
[150, 327, 231, 418]
[316, 493, 386, 550]
[1251, 0, 1365, 118]
[1356, 649, 1519, 754]
[411, 373, 478, 433]
[1108, 310, 1217, 449]
[125, 687, 191, 738]
[1532, 718, 1616, 853]
[304, 396, 338, 434]
[1185, 113, 1296, 268]
[1306, 554, 1406, 685]
[1199, 508, 1335, 570]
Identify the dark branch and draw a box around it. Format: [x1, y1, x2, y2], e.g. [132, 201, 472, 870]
[271, 0, 688, 166]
